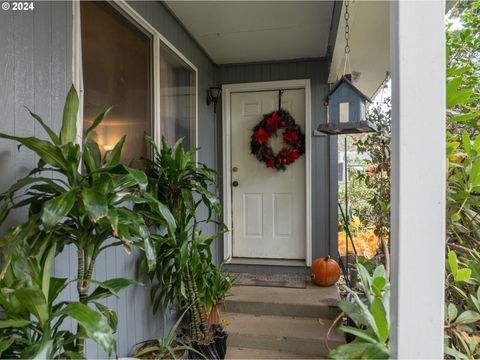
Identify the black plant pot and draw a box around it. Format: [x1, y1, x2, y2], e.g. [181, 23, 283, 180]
[180, 324, 228, 360]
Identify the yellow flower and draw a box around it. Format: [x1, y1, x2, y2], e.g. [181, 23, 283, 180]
[350, 216, 361, 228]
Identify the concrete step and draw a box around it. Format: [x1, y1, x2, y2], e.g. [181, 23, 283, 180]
[226, 346, 320, 359]
[223, 312, 344, 357]
[224, 283, 341, 319]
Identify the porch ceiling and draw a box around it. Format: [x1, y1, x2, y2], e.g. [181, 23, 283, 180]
[165, 1, 336, 65]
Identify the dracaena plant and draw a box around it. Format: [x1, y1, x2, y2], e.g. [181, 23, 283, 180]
[0, 239, 115, 358]
[138, 135, 225, 342]
[0, 86, 174, 355]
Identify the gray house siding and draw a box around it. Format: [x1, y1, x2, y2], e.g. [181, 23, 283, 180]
[0, 1, 217, 358]
[217, 59, 338, 271]
[0, 2, 337, 358]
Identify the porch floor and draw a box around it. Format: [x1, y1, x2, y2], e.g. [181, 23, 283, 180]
[223, 282, 344, 359]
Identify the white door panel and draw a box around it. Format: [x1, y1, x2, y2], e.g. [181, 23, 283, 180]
[231, 89, 306, 259]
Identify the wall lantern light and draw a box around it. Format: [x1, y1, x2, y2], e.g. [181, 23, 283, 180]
[207, 87, 222, 113]
[316, 75, 376, 135]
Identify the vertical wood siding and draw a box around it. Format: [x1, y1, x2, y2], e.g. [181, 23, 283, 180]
[0, 1, 335, 357]
[0, 1, 217, 358]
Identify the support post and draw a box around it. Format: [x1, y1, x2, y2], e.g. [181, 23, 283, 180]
[390, 1, 445, 358]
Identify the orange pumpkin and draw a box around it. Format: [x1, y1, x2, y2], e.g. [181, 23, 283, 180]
[310, 256, 341, 286]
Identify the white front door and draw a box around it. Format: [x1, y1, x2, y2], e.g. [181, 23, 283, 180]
[230, 89, 306, 260]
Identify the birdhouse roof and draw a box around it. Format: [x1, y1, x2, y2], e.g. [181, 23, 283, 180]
[327, 76, 372, 102]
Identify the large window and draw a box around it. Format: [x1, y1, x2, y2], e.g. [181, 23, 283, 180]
[79, 1, 197, 162]
[160, 42, 197, 151]
[80, 1, 152, 166]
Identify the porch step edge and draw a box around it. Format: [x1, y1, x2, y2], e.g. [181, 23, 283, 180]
[223, 312, 344, 357]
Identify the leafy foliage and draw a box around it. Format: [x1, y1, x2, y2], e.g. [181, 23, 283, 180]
[445, 4, 480, 357]
[329, 263, 390, 359]
[139, 136, 227, 342]
[0, 86, 171, 356]
[132, 309, 203, 359]
[445, 250, 480, 358]
[0, 244, 114, 358]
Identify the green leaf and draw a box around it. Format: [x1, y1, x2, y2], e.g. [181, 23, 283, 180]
[329, 342, 389, 359]
[145, 194, 176, 235]
[14, 288, 49, 326]
[84, 107, 112, 141]
[87, 278, 141, 301]
[41, 243, 56, 303]
[143, 235, 156, 272]
[0, 338, 14, 355]
[0, 133, 66, 170]
[33, 340, 53, 360]
[104, 135, 125, 167]
[60, 85, 79, 144]
[339, 325, 378, 343]
[446, 77, 472, 107]
[473, 136, 480, 152]
[357, 263, 372, 294]
[448, 251, 458, 275]
[462, 131, 471, 155]
[447, 303, 458, 323]
[93, 302, 118, 331]
[449, 112, 480, 123]
[61, 302, 114, 355]
[81, 189, 108, 222]
[469, 159, 480, 187]
[455, 310, 480, 324]
[25, 107, 60, 145]
[41, 190, 76, 229]
[371, 298, 389, 342]
[455, 268, 472, 282]
[126, 167, 148, 192]
[372, 276, 386, 293]
[0, 319, 32, 329]
[448, 89, 473, 108]
[451, 212, 461, 222]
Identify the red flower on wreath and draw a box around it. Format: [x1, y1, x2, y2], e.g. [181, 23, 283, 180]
[266, 112, 282, 131]
[277, 147, 300, 164]
[283, 128, 299, 143]
[252, 127, 270, 144]
[265, 157, 275, 169]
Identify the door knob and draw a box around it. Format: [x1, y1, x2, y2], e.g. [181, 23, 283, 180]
[232, 181, 239, 187]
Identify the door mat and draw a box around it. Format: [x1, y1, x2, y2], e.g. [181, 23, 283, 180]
[231, 273, 307, 289]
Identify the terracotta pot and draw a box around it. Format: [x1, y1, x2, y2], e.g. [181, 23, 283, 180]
[202, 301, 224, 325]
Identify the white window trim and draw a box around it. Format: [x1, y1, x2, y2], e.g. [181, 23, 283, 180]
[72, 0, 199, 152]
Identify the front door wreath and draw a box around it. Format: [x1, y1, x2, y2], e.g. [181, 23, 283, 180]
[250, 109, 305, 171]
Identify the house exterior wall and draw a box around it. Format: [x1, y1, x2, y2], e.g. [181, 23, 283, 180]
[217, 59, 338, 270]
[0, 1, 217, 358]
[0, 2, 337, 357]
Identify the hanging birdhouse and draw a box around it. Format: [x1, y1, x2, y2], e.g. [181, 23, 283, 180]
[316, 75, 376, 135]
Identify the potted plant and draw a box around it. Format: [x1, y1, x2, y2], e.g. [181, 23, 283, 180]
[0, 86, 175, 357]
[201, 263, 234, 324]
[138, 135, 228, 359]
[131, 309, 202, 360]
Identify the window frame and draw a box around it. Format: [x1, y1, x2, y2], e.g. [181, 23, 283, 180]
[73, 0, 198, 156]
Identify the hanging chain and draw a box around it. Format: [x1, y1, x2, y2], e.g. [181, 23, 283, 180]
[344, 0, 351, 55]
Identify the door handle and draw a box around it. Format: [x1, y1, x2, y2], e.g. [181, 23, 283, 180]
[232, 181, 239, 187]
